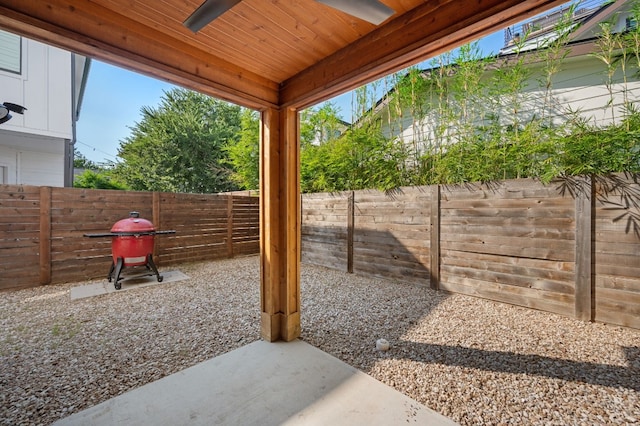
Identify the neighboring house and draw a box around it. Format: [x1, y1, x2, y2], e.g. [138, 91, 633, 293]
[373, 0, 639, 153]
[0, 30, 90, 187]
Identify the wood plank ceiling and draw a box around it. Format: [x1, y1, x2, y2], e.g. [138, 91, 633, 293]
[0, 0, 565, 110]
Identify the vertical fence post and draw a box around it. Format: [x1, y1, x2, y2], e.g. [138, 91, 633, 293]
[39, 186, 52, 285]
[574, 175, 594, 321]
[227, 195, 234, 258]
[152, 191, 161, 262]
[430, 184, 440, 290]
[347, 191, 354, 273]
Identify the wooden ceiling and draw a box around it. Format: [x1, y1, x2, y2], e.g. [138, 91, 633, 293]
[0, 0, 565, 110]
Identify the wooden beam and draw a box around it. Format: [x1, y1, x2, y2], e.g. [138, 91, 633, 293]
[0, 1, 279, 110]
[281, 0, 566, 108]
[260, 107, 301, 342]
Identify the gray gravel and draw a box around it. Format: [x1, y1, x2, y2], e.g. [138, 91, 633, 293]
[1, 256, 638, 425]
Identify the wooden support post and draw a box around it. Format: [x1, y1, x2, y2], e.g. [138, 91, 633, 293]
[347, 191, 354, 273]
[259, 107, 301, 342]
[227, 195, 234, 258]
[39, 186, 52, 285]
[574, 175, 593, 322]
[430, 185, 440, 290]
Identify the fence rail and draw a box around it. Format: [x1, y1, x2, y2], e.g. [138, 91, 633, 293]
[301, 174, 640, 330]
[0, 185, 259, 290]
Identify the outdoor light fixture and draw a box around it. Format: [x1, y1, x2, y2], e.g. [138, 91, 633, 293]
[184, 0, 395, 32]
[0, 102, 27, 125]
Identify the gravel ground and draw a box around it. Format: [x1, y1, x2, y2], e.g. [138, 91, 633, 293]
[1, 256, 638, 425]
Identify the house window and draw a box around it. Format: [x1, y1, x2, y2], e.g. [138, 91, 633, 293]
[0, 30, 21, 74]
[0, 166, 7, 184]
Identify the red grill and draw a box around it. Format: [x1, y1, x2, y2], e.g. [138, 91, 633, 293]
[85, 212, 175, 289]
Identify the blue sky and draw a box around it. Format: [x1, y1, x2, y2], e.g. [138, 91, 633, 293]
[75, 31, 505, 165]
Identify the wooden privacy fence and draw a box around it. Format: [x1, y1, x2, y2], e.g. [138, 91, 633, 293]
[301, 174, 640, 330]
[0, 185, 259, 290]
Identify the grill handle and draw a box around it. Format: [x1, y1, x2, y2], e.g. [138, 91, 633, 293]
[83, 230, 176, 238]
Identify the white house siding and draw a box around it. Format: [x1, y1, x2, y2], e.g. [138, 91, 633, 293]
[381, 52, 640, 153]
[378, 3, 639, 155]
[0, 34, 73, 186]
[0, 131, 65, 186]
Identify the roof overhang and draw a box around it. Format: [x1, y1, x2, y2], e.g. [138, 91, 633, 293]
[0, 0, 566, 111]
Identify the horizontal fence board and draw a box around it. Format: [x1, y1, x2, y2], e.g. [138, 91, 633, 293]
[442, 250, 575, 282]
[596, 275, 640, 292]
[443, 223, 575, 240]
[594, 251, 640, 269]
[593, 310, 640, 329]
[439, 276, 574, 317]
[441, 232, 575, 248]
[441, 207, 575, 219]
[441, 241, 574, 262]
[596, 264, 640, 279]
[0, 214, 40, 224]
[596, 287, 640, 307]
[0, 246, 39, 258]
[442, 198, 573, 211]
[440, 216, 575, 227]
[0, 254, 39, 267]
[353, 246, 430, 266]
[441, 264, 574, 295]
[593, 174, 640, 328]
[594, 227, 640, 243]
[353, 259, 430, 284]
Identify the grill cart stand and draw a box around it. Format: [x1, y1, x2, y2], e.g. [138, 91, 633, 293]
[84, 212, 176, 290]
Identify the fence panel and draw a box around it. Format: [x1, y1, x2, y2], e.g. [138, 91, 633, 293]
[156, 192, 230, 265]
[593, 174, 640, 329]
[299, 176, 639, 329]
[301, 192, 350, 271]
[232, 196, 260, 256]
[353, 186, 432, 285]
[0, 185, 41, 290]
[439, 179, 577, 317]
[0, 186, 259, 290]
[50, 187, 153, 284]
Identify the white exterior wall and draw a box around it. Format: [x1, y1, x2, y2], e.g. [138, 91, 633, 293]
[381, 54, 640, 153]
[0, 131, 66, 186]
[0, 35, 72, 187]
[379, 5, 639, 154]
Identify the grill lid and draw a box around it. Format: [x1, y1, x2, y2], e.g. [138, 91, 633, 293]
[110, 211, 155, 234]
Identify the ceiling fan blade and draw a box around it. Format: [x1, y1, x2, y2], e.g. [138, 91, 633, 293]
[315, 0, 395, 25]
[184, 0, 242, 32]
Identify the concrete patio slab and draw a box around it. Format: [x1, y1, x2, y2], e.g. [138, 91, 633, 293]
[54, 339, 457, 425]
[70, 270, 190, 300]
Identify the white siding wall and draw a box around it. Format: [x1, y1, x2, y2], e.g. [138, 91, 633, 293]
[382, 55, 640, 151]
[0, 35, 72, 187]
[0, 133, 65, 186]
[19, 150, 65, 186]
[0, 37, 73, 137]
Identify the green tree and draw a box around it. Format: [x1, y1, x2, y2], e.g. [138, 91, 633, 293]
[114, 88, 242, 193]
[74, 169, 128, 190]
[225, 109, 260, 190]
[73, 148, 97, 170]
[302, 102, 343, 145]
